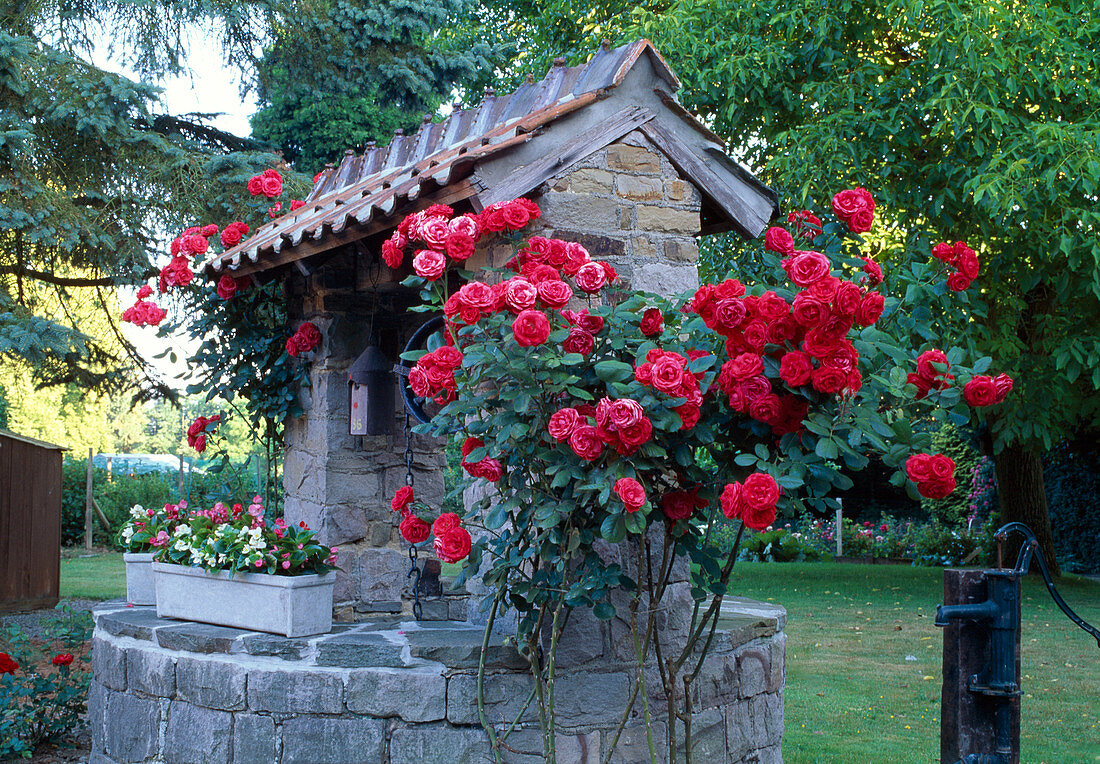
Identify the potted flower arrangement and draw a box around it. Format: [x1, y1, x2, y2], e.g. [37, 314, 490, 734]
[151, 497, 339, 637]
[117, 503, 183, 605]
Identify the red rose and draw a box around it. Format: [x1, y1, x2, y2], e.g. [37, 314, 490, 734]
[785, 251, 831, 287]
[728, 353, 764, 382]
[779, 351, 814, 387]
[505, 278, 538, 313]
[650, 355, 687, 395]
[569, 425, 603, 461]
[220, 222, 249, 248]
[833, 281, 862, 317]
[563, 309, 604, 334]
[537, 280, 573, 308]
[513, 309, 551, 347]
[294, 322, 322, 354]
[601, 398, 645, 430]
[548, 408, 581, 442]
[932, 242, 956, 264]
[847, 208, 875, 234]
[947, 272, 972, 291]
[246, 175, 264, 196]
[930, 454, 955, 480]
[749, 393, 782, 424]
[963, 375, 999, 407]
[1, 652, 20, 674]
[216, 274, 242, 300]
[613, 477, 647, 512]
[614, 417, 653, 454]
[812, 366, 848, 394]
[51, 653, 74, 666]
[400, 514, 431, 544]
[413, 250, 446, 280]
[674, 403, 700, 430]
[574, 261, 608, 294]
[832, 187, 875, 233]
[192, 434, 207, 453]
[290, 199, 304, 211]
[381, 237, 404, 269]
[916, 349, 950, 382]
[457, 282, 495, 312]
[502, 201, 530, 229]
[562, 242, 590, 275]
[261, 175, 283, 198]
[993, 373, 1013, 402]
[392, 486, 415, 512]
[764, 226, 795, 257]
[831, 189, 864, 219]
[855, 292, 885, 326]
[787, 210, 822, 240]
[432, 512, 462, 536]
[792, 293, 829, 328]
[445, 232, 476, 262]
[720, 482, 744, 520]
[956, 247, 980, 280]
[742, 473, 780, 511]
[434, 526, 472, 563]
[919, 477, 956, 500]
[661, 491, 696, 521]
[640, 307, 664, 336]
[905, 454, 934, 482]
[714, 299, 748, 334]
[419, 217, 451, 249]
[861, 256, 883, 286]
[466, 458, 503, 481]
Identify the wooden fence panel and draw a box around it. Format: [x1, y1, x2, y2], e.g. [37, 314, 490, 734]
[0, 430, 64, 613]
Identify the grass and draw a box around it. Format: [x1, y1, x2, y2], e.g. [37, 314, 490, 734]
[729, 562, 1100, 764]
[59, 550, 125, 600]
[55, 553, 1099, 762]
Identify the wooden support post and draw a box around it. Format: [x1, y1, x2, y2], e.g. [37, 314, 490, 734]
[84, 448, 94, 551]
[835, 502, 843, 558]
[940, 569, 1021, 764]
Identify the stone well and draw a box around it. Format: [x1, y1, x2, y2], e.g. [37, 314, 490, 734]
[87, 596, 785, 763]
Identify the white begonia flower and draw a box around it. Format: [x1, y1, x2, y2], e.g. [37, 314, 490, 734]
[130, 505, 146, 519]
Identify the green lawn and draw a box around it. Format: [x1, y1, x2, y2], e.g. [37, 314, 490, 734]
[56, 554, 1099, 762]
[59, 551, 125, 600]
[730, 562, 1100, 764]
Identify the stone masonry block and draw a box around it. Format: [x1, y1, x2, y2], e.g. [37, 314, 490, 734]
[636, 205, 699, 235]
[666, 178, 701, 204]
[247, 667, 344, 714]
[447, 672, 539, 726]
[280, 716, 386, 763]
[356, 547, 409, 603]
[552, 671, 631, 727]
[390, 724, 493, 764]
[606, 144, 661, 174]
[175, 655, 246, 711]
[536, 192, 621, 231]
[693, 651, 739, 709]
[558, 168, 614, 194]
[676, 706, 727, 761]
[232, 713, 276, 763]
[501, 728, 601, 764]
[345, 666, 446, 721]
[87, 680, 107, 755]
[92, 636, 126, 691]
[164, 701, 232, 764]
[104, 690, 159, 763]
[615, 174, 662, 201]
[320, 503, 369, 547]
[737, 647, 770, 698]
[662, 238, 699, 263]
[631, 263, 699, 297]
[631, 236, 657, 258]
[605, 722, 667, 764]
[763, 690, 784, 745]
[125, 645, 175, 697]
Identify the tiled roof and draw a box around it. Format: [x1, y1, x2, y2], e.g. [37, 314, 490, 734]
[207, 39, 680, 277]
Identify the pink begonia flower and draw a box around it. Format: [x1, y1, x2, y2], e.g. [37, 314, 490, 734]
[151, 530, 170, 547]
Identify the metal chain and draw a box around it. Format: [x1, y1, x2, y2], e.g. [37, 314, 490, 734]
[403, 412, 422, 621]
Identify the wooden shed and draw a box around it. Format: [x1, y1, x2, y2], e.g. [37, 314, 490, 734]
[0, 429, 65, 612]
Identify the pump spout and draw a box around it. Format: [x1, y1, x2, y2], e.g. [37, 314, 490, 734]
[935, 599, 998, 628]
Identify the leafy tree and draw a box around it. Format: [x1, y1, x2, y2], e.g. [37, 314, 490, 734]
[496, 0, 1099, 572]
[250, 0, 503, 173]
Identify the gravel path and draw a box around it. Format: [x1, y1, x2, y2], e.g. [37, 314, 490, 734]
[1, 599, 99, 640]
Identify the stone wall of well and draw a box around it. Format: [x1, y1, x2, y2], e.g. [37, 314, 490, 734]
[282, 128, 706, 614]
[88, 597, 785, 764]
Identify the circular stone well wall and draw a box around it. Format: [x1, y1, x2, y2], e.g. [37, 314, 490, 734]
[88, 600, 785, 763]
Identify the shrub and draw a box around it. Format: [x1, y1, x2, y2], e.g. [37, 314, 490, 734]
[911, 518, 995, 567]
[0, 605, 92, 759]
[1045, 436, 1100, 574]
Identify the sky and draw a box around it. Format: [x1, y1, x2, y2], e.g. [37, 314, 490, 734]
[92, 29, 256, 386]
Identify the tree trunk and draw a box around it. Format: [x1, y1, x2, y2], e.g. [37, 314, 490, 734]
[993, 443, 1059, 577]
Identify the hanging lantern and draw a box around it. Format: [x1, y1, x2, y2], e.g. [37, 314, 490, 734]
[348, 345, 393, 436]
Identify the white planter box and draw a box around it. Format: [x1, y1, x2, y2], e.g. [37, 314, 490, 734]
[152, 562, 336, 637]
[124, 552, 156, 606]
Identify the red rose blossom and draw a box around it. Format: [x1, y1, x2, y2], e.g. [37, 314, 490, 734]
[764, 226, 795, 257]
[434, 526, 472, 563]
[569, 425, 603, 461]
[720, 482, 744, 520]
[785, 251, 831, 287]
[432, 512, 462, 537]
[513, 309, 551, 347]
[779, 351, 814, 387]
[51, 653, 74, 667]
[640, 307, 664, 336]
[548, 408, 581, 442]
[400, 514, 431, 544]
[413, 250, 446, 280]
[1, 652, 19, 674]
[963, 375, 999, 407]
[563, 327, 594, 356]
[392, 486, 414, 512]
[613, 477, 647, 512]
